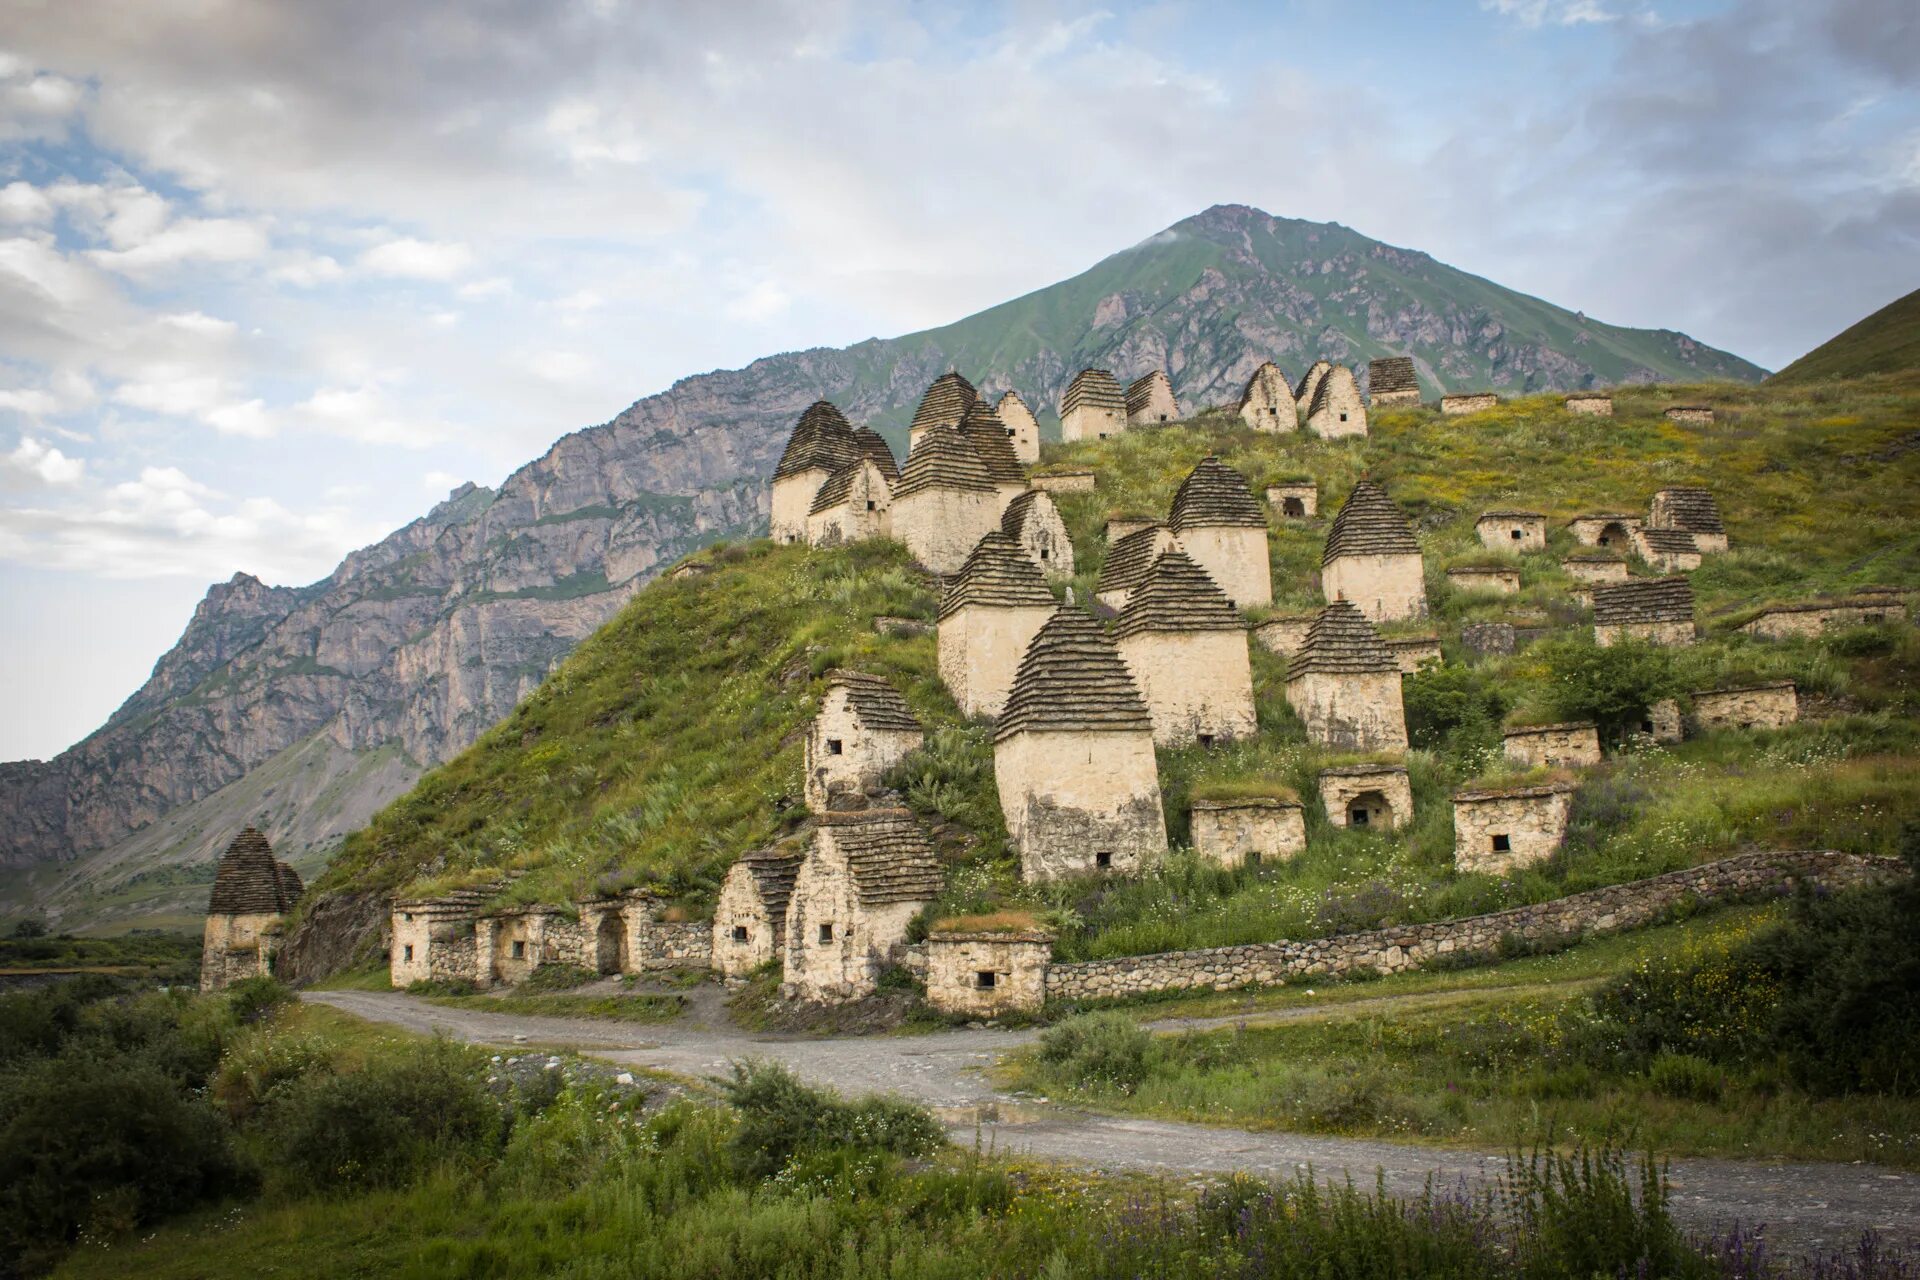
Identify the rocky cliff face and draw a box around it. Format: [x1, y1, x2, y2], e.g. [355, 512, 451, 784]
[0, 204, 1762, 917]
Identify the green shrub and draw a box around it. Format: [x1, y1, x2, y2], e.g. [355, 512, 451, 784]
[1404, 665, 1510, 754]
[1035, 1012, 1154, 1095]
[1501, 1147, 1706, 1280]
[1647, 1053, 1727, 1103]
[519, 963, 598, 993]
[260, 1038, 502, 1192]
[719, 1061, 944, 1180]
[225, 976, 293, 1024]
[1532, 636, 1680, 739]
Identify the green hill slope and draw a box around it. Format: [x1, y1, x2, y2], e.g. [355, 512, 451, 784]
[1770, 286, 1920, 385]
[299, 374, 1920, 973]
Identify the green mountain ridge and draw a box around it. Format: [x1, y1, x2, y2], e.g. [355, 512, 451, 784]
[1769, 285, 1920, 385]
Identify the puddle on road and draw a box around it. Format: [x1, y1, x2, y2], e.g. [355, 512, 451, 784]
[935, 1102, 1055, 1127]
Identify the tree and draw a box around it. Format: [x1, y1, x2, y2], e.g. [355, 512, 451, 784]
[1534, 638, 1679, 739]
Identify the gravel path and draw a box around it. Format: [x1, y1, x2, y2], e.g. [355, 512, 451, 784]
[305, 990, 1919, 1254]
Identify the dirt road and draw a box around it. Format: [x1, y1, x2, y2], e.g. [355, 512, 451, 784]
[305, 990, 1919, 1254]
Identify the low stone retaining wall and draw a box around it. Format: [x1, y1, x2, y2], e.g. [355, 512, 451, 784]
[1045, 849, 1895, 1003]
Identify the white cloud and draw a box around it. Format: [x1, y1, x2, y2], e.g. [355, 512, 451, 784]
[88, 215, 269, 275]
[457, 275, 511, 299]
[2, 435, 84, 486]
[269, 252, 344, 286]
[0, 180, 53, 223]
[525, 349, 592, 384]
[159, 310, 238, 339]
[422, 468, 461, 492]
[723, 279, 791, 323]
[205, 399, 276, 438]
[358, 236, 473, 280]
[296, 384, 447, 446]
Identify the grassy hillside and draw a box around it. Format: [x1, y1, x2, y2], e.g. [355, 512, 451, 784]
[1770, 287, 1920, 385]
[305, 373, 1920, 963]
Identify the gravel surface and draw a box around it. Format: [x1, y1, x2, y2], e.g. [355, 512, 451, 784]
[305, 989, 1919, 1254]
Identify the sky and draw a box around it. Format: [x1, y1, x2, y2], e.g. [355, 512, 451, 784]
[0, 0, 1915, 761]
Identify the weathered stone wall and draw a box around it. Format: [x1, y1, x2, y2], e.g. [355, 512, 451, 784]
[478, 913, 553, 986]
[1045, 850, 1897, 1002]
[388, 907, 482, 987]
[994, 729, 1167, 881]
[1503, 723, 1602, 769]
[1304, 367, 1367, 438]
[1692, 684, 1798, 733]
[892, 487, 1002, 576]
[1239, 365, 1295, 432]
[1385, 635, 1443, 674]
[712, 867, 780, 978]
[939, 604, 1054, 721]
[1447, 567, 1520, 596]
[1454, 788, 1572, 873]
[1742, 602, 1906, 640]
[1440, 393, 1499, 416]
[1322, 551, 1427, 623]
[1191, 800, 1306, 867]
[1596, 619, 1694, 647]
[1252, 615, 1315, 658]
[998, 394, 1041, 464]
[804, 686, 926, 810]
[1569, 516, 1641, 548]
[201, 911, 282, 991]
[926, 932, 1051, 1015]
[1061, 403, 1127, 443]
[805, 465, 891, 548]
[1563, 558, 1630, 585]
[771, 469, 828, 545]
[1565, 395, 1613, 416]
[1477, 517, 1546, 552]
[1117, 629, 1256, 746]
[1174, 525, 1271, 609]
[1665, 407, 1714, 424]
[1106, 516, 1156, 543]
[1632, 698, 1684, 744]
[1012, 494, 1075, 581]
[783, 837, 923, 1002]
[1632, 529, 1702, 573]
[1318, 767, 1413, 831]
[1031, 471, 1095, 494]
[1287, 670, 1408, 753]
[1266, 483, 1317, 518]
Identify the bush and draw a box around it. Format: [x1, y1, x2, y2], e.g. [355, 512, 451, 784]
[719, 1061, 944, 1180]
[226, 976, 294, 1024]
[1647, 1053, 1727, 1103]
[1533, 637, 1680, 739]
[1035, 1012, 1154, 1095]
[0, 1053, 249, 1275]
[261, 1038, 502, 1192]
[519, 963, 598, 993]
[1404, 665, 1509, 754]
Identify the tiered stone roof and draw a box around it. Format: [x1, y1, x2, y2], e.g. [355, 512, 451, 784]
[1478, 509, 1543, 522]
[1652, 486, 1724, 535]
[1295, 359, 1332, 405]
[1593, 576, 1695, 625]
[824, 670, 922, 733]
[1169, 457, 1266, 530]
[850, 428, 898, 482]
[821, 809, 946, 904]
[1369, 356, 1419, 396]
[938, 531, 1055, 620]
[739, 845, 804, 920]
[1286, 600, 1397, 678]
[894, 425, 997, 497]
[1238, 361, 1289, 410]
[1323, 479, 1420, 564]
[996, 607, 1152, 740]
[1062, 368, 1126, 414]
[807, 460, 882, 515]
[1126, 370, 1174, 417]
[1455, 779, 1574, 803]
[1000, 490, 1055, 541]
[1114, 550, 1244, 639]
[908, 372, 978, 436]
[207, 827, 302, 915]
[1305, 369, 1347, 419]
[774, 400, 859, 480]
[1637, 528, 1701, 557]
[1094, 524, 1173, 599]
[959, 400, 1027, 486]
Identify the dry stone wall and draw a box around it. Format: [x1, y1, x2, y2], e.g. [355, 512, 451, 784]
[1323, 552, 1427, 623]
[1692, 683, 1798, 732]
[1191, 799, 1306, 867]
[1045, 850, 1896, 1002]
[1453, 785, 1573, 873]
[1502, 722, 1601, 769]
[926, 931, 1052, 1015]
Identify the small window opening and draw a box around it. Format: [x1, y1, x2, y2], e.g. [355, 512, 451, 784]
[1247, 850, 1262, 866]
[403, 944, 414, 962]
[1640, 719, 1655, 733]
[403, 912, 414, 923]
[818, 923, 834, 944]
[1511, 529, 1523, 540]
[1197, 733, 1216, 748]
[1039, 548, 1049, 561]
[1098, 432, 1108, 439]
[1349, 806, 1369, 827]
[866, 500, 876, 512]
[976, 970, 997, 990]
[1159, 413, 1168, 422]
[827, 739, 843, 756]
[1094, 851, 1113, 870]
[732, 925, 749, 943]
[1005, 427, 1015, 437]
[1339, 412, 1348, 422]
[511, 940, 526, 959]
[1491, 834, 1512, 853]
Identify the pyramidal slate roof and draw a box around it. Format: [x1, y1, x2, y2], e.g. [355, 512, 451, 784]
[1238, 361, 1290, 410]
[1593, 575, 1695, 625]
[1062, 367, 1126, 414]
[938, 531, 1055, 620]
[1295, 359, 1332, 404]
[1323, 479, 1420, 564]
[995, 607, 1152, 740]
[207, 827, 303, 915]
[959, 400, 1027, 486]
[1125, 370, 1173, 416]
[895, 425, 996, 497]
[1306, 365, 1356, 418]
[1637, 527, 1701, 556]
[1286, 600, 1398, 678]
[1169, 457, 1266, 531]
[820, 809, 946, 904]
[738, 845, 804, 919]
[851, 428, 898, 482]
[1000, 489, 1058, 541]
[774, 400, 858, 480]
[1368, 356, 1419, 396]
[808, 459, 887, 515]
[1653, 486, 1725, 535]
[1114, 549, 1244, 639]
[908, 372, 978, 435]
[824, 670, 922, 733]
[1094, 524, 1172, 598]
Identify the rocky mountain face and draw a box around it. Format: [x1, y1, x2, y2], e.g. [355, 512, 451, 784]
[0, 203, 1761, 923]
